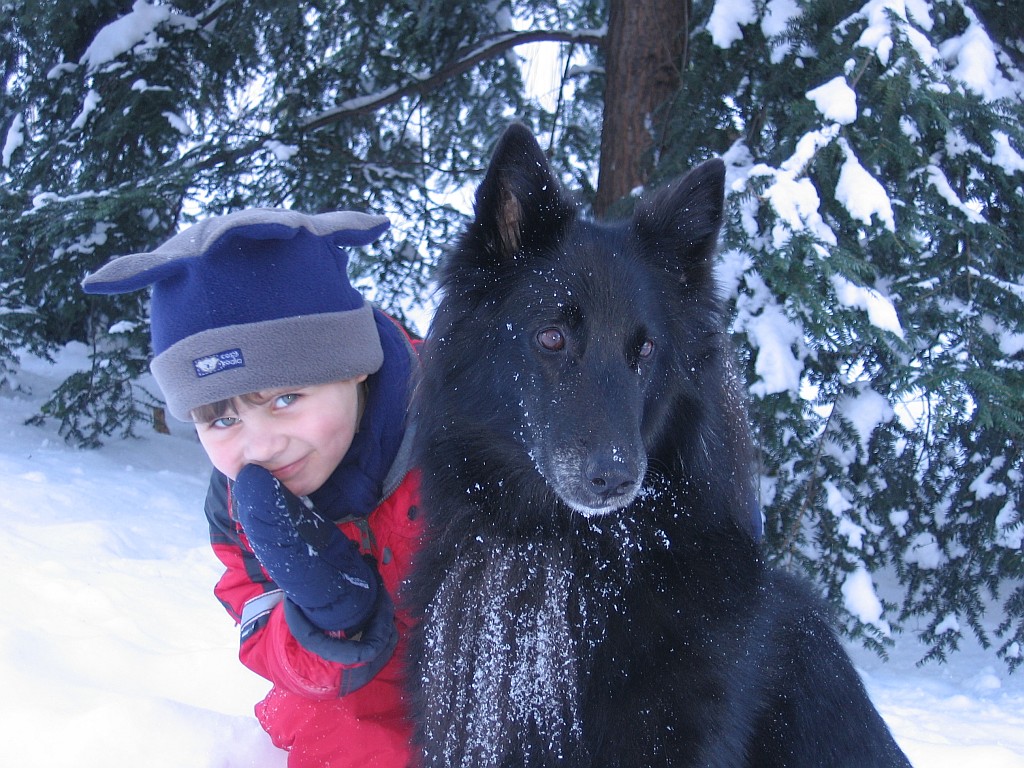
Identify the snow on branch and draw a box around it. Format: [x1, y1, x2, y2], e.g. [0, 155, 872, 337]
[301, 28, 606, 131]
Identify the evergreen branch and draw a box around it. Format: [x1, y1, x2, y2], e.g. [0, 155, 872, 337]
[301, 28, 606, 131]
[782, 397, 840, 564]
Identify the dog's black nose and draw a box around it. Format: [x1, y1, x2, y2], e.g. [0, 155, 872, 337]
[585, 455, 637, 498]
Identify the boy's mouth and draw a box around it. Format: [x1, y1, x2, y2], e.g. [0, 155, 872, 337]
[269, 457, 306, 483]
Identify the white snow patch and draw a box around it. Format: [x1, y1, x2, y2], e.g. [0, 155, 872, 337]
[995, 500, 1022, 550]
[763, 174, 836, 249]
[806, 77, 858, 125]
[938, 10, 1021, 102]
[80, 1, 196, 72]
[992, 131, 1024, 174]
[748, 125, 840, 250]
[936, 614, 961, 635]
[831, 274, 904, 338]
[0, 344, 281, 767]
[264, 140, 299, 162]
[71, 90, 102, 131]
[835, 386, 895, 456]
[970, 457, 1007, 501]
[842, 566, 890, 634]
[853, 0, 939, 67]
[839, 517, 868, 550]
[708, 0, 757, 48]
[742, 301, 806, 397]
[926, 165, 985, 224]
[761, 0, 802, 62]
[904, 531, 945, 569]
[3, 114, 24, 168]
[162, 111, 192, 136]
[835, 139, 896, 232]
[825, 481, 854, 516]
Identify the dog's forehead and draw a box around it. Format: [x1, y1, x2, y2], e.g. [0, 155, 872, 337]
[534, 239, 650, 308]
[548, 233, 643, 292]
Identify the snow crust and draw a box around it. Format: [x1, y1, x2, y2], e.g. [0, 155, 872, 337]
[0, 345, 281, 767]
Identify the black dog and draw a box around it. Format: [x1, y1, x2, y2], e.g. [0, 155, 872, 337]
[405, 123, 912, 767]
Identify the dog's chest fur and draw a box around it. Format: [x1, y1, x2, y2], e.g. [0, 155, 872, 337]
[418, 534, 631, 767]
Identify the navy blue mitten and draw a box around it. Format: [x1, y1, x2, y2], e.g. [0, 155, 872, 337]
[232, 464, 383, 636]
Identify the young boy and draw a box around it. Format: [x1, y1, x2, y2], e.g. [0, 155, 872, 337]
[83, 209, 421, 767]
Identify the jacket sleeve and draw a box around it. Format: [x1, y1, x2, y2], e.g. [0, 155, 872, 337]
[204, 469, 379, 700]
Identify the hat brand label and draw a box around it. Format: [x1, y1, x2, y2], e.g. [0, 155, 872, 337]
[193, 349, 245, 378]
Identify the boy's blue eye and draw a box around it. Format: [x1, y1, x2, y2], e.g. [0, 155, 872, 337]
[274, 393, 300, 408]
[211, 416, 239, 429]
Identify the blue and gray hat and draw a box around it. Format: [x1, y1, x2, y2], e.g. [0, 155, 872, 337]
[82, 208, 390, 421]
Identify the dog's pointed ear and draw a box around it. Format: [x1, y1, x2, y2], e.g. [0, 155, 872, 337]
[632, 158, 726, 288]
[469, 123, 576, 265]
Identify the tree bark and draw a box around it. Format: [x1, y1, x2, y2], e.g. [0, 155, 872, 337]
[595, 0, 689, 217]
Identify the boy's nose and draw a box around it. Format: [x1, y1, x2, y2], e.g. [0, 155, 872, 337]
[243, 429, 287, 465]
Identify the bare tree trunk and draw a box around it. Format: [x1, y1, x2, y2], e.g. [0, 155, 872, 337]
[595, 0, 689, 217]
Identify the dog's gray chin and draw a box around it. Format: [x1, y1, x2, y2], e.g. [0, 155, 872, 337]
[556, 487, 641, 518]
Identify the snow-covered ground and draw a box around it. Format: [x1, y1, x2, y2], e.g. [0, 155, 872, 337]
[1, 344, 1022, 767]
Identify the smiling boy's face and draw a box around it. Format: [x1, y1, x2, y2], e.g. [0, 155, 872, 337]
[194, 376, 367, 497]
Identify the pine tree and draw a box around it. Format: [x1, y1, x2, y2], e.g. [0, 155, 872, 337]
[656, 0, 1024, 668]
[3, 0, 194, 443]
[1, 1, 605, 443]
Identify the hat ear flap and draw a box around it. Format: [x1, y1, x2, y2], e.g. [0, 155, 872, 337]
[82, 250, 189, 295]
[330, 217, 390, 248]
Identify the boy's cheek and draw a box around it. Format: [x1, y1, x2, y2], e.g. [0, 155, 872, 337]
[195, 427, 241, 481]
[207, 453, 242, 482]
[207, 454, 242, 482]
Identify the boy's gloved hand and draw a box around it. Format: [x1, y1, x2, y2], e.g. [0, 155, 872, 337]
[231, 463, 384, 638]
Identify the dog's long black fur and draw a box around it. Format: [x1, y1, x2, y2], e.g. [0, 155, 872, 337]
[405, 123, 912, 768]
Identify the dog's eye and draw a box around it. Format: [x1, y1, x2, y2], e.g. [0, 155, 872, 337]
[638, 338, 655, 359]
[537, 328, 566, 351]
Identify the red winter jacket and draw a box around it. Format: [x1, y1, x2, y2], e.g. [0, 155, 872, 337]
[205, 464, 422, 768]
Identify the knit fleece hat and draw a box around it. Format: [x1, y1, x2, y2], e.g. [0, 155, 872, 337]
[82, 208, 390, 421]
